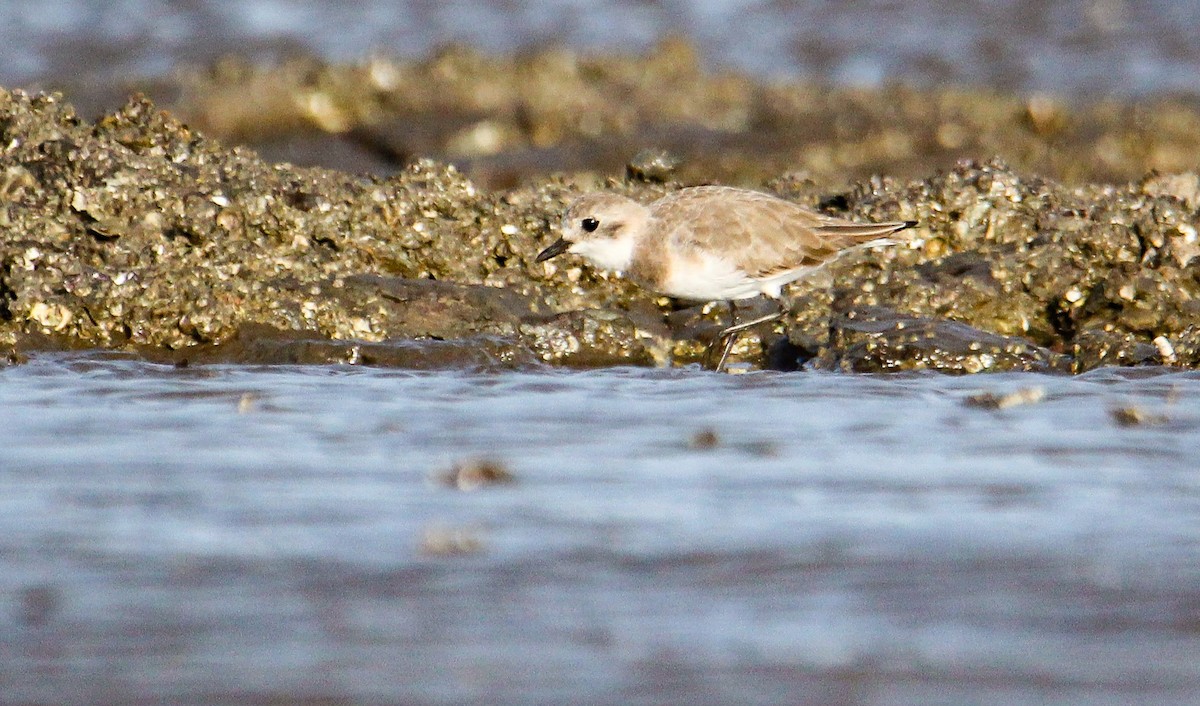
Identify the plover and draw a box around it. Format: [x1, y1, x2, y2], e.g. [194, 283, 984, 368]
[536, 185, 916, 370]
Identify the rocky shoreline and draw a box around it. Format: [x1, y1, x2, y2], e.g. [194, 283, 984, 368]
[4, 41, 1200, 373]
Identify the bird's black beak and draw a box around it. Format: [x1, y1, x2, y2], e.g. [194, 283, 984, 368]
[535, 237, 570, 263]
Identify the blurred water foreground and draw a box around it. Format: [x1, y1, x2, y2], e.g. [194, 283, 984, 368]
[3, 39, 1200, 373]
[4, 357, 1200, 706]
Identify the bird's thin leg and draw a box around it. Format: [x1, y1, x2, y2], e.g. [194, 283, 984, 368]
[713, 301, 740, 372]
[720, 308, 786, 336]
[712, 299, 787, 372]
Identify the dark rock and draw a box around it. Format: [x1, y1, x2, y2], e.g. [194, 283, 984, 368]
[816, 307, 1071, 374]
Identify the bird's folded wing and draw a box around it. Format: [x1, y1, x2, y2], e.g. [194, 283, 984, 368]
[660, 188, 908, 280]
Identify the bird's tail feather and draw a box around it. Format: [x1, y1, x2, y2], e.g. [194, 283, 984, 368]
[815, 220, 917, 246]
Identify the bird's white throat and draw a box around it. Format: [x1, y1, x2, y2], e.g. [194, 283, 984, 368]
[569, 235, 637, 273]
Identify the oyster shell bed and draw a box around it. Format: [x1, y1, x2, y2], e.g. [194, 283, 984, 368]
[4, 40, 1200, 373]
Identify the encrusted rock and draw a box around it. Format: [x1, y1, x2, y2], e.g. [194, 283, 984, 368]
[8, 45, 1200, 374]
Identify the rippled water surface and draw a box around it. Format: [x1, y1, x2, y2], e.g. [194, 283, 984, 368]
[3, 355, 1200, 704]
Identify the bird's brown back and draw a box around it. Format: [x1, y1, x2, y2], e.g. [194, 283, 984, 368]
[649, 186, 913, 279]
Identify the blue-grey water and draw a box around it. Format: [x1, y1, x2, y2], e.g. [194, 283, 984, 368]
[4, 0, 1200, 99]
[3, 354, 1200, 704]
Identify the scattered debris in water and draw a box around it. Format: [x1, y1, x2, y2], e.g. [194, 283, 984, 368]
[963, 387, 1046, 410]
[18, 584, 61, 627]
[237, 392, 258, 413]
[690, 428, 720, 450]
[1110, 405, 1170, 427]
[419, 524, 485, 556]
[435, 458, 515, 491]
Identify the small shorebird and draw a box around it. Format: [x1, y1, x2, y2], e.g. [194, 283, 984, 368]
[536, 186, 916, 371]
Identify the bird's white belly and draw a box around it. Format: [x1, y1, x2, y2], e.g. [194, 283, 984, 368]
[659, 252, 767, 301]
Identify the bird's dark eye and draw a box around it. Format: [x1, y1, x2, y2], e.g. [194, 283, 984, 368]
[581, 217, 599, 232]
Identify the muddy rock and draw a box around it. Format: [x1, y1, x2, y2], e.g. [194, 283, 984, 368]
[320, 275, 536, 340]
[520, 309, 657, 367]
[168, 323, 539, 369]
[1070, 329, 1165, 371]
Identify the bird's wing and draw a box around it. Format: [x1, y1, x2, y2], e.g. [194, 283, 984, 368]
[653, 187, 912, 280]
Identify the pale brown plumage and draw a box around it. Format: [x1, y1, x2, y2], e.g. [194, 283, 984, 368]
[648, 186, 912, 282]
[536, 185, 916, 370]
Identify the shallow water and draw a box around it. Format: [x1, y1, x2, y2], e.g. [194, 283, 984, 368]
[3, 354, 1200, 704]
[4, 0, 1200, 98]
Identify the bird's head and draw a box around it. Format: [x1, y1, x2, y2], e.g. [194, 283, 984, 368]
[536, 193, 650, 272]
